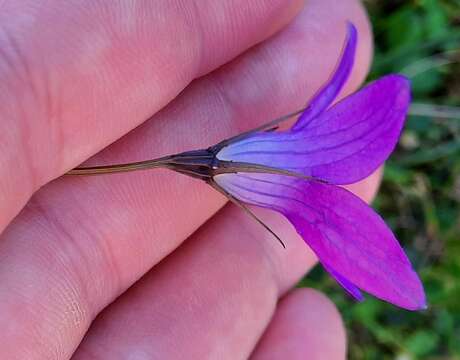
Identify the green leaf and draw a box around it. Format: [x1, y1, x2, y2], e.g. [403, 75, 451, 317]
[405, 330, 440, 356]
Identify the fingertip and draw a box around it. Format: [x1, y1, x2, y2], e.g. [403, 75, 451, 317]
[251, 288, 346, 360]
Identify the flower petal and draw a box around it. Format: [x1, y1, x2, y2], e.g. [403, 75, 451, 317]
[216, 75, 411, 185]
[323, 263, 364, 301]
[214, 173, 426, 310]
[292, 22, 357, 131]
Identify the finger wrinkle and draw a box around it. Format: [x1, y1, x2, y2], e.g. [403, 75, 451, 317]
[18, 197, 96, 313]
[183, 0, 303, 75]
[0, 26, 41, 182]
[26, 192, 125, 312]
[0, 235, 90, 359]
[2, 197, 112, 330]
[188, 0, 205, 75]
[0, 23, 64, 229]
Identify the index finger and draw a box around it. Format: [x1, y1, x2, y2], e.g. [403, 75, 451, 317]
[0, 0, 302, 232]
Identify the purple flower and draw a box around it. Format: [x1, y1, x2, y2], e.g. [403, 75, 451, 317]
[213, 23, 425, 310]
[70, 23, 426, 310]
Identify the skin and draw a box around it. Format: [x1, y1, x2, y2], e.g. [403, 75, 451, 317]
[0, 0, 375, 359]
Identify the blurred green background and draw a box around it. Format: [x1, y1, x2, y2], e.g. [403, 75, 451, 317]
[299, 0, 460, 358]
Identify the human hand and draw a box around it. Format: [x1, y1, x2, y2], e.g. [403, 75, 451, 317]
[0, 0, 373, 358]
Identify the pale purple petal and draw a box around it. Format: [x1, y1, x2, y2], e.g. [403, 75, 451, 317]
[292, 22, 357, 131]
[214, 173, 426, 310]
[216, 75, 411, 185]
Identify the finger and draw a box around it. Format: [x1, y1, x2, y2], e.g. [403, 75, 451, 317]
[0, 1, 372, 359]
[344, 165, 383, 203]
[251, 289, 346, 360]
[72, 204, 318, 360]
[0, 0, 302, 232]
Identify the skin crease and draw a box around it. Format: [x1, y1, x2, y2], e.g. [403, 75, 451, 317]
[0, 0, 375, 359]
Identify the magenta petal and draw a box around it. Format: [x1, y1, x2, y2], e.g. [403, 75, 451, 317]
[324, 264, 364, 301]
[214, 173, 426, 310]
[216, 75, 411, 185]
[292, 22, 357, 131]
